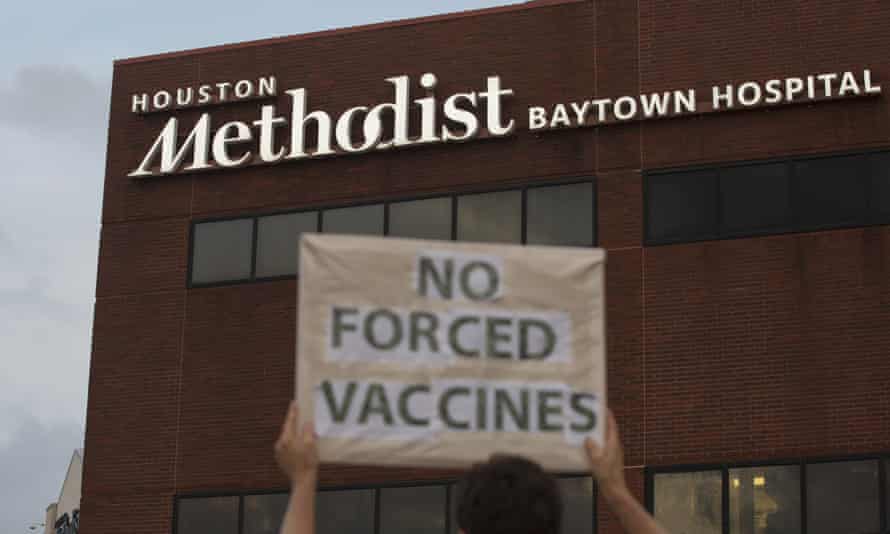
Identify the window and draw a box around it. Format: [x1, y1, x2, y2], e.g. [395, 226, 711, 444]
[793, 155, 868, 231]
[189, 179, 596, 286]
[869, 152, 890, 223]
[559, 477, 595, 534]
[389, 197, 453, 240]
[256, 212, 318, 277]
[191, 219, 254, 284]
[316, 489, 375, 534]
[244, 494, 289, 534]
[322, 204, 384, 235]
[457, 190, 522, 243]
[885, 459, 890, 528]
[651, 457, 889, 534]
[806, 460, 880, 534]
[177, 475, 594, 534]
[177, 496, 239, 534]
[646, 150, 890, 245]
[380, 485, 447, 534]
[729, 465, 800, 534]
[527, 183, 595, 247]
[719, 163, 792, 237]
[450, 483, 459, 534]
[653, 470, 722, 534]
[646, 170, 718, 244]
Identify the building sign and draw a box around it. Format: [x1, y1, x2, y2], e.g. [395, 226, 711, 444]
[296, 234, 606, 471]
[128, 69, 881, 178]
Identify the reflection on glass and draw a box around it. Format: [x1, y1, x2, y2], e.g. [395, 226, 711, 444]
[729, 466, 800, 534]
[807, 460, 879, 534]
[323, 204, 384, 235]
[256, 212, 317, 277]
[244, 494, 289, 534]
[558, 477, 594, 534]
[389, 197, 453, 240]
[191, 219, 254, 284]
[654, 471, 722, 534]
[380, 485, 447, 534]
[316, 489, 375, 534]
[526, 183, 594, 247]
[177, 496, 239, 534]
[457, 190, 522, 243]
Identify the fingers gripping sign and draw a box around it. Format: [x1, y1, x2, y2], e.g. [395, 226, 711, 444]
[298, 234, 607, 470]
[582, 410, 672, 534]
[275, 401, 320, 484]
[583, 410, 626, 497]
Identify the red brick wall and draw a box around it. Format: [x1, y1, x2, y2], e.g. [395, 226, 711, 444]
[83, 1, 890, 533]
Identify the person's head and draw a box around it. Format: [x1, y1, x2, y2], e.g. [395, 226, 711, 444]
[455, 454, 562, 534]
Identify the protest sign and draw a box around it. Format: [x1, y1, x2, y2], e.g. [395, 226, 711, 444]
[296, 233, 606, 471]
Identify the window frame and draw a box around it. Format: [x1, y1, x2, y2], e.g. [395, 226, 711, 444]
[188, 217, 258, 286]
[387, 195, 455, 241]
[253, 210, 321, 279]
[645, 453, 890, 534]
[790, 153, 871, 233]
[187, 176, 597, 288]
[525, 180, 598, 248]
[644, 168, 720, 245]
[643, 147, 890, 246]
[173, 474, 598, 534]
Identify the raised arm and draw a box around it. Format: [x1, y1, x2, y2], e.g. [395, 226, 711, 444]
[584, 411, 671, 534]
[275, 402, 319, 534]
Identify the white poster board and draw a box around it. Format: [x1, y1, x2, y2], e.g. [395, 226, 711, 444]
[296, 234, 606, 471]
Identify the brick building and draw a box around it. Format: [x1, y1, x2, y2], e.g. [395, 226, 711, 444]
[83, 1, 890, 534]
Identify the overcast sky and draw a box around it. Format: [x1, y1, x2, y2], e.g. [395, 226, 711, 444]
[0, 1, 512, 531]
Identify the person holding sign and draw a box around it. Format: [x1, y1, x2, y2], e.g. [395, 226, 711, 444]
[298, 235, 609, 471]
[274, 402, 669, 534]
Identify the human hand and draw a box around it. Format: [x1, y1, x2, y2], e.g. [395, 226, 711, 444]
[274, 401, 320, 485]
[584, 410, 628, 499]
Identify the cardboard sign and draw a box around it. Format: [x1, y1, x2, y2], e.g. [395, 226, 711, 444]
[296, 234, 606, 471]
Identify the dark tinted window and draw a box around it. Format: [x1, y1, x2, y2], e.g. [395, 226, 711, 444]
[654, 470, 722, 534]
[869, 152, 890, 223]
[177, 496, 239, 534]
[526, 182, 595, 247]
[794, 155, 868, 231]
[244, 494, 288, 534]
[380, 485, 447, 534]
[646, 170, 718, 244]
[316, 489, 375, 534]
[558, 477, 594, 534]
[729, 465, 801, 534]
[646, 151, 890, 245]
[256, 212, 317, 277]
[885, 459, 890, 526]
[457, 190, 522, 243]
[450, 483, 459, 534]
[720, 163, 792, 236]
[191, 219, 254, 284]
[323, 204, 384, 235]
[806, 460, 880, 534]
[389, 197, 452, 240]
